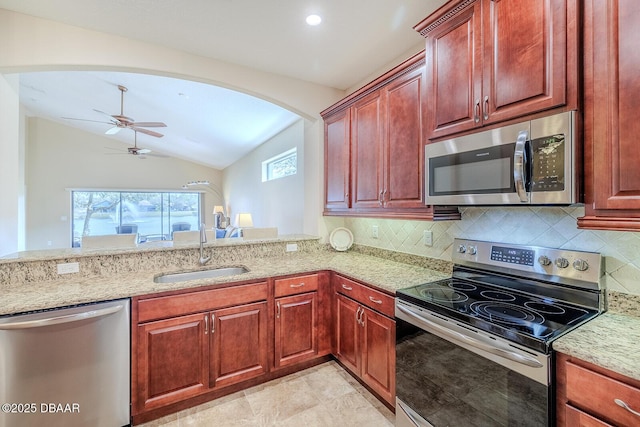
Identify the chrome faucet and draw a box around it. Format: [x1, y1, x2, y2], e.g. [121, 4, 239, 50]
[198, 223, 211, 266]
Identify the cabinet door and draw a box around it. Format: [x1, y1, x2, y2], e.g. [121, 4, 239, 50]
[334, 294, 360, 374]
[361, 307, 396, 406]
[424, 1, 482, 139]
[324, 109, 351, 211]
[351, 91, 385, 209]
[274, 292, 318, 368]
[482, 0, 567, 124]
[579, 0, 640, 230]
[209, 301, 268, 389]
[383, 67, 426, 209]
[136, 313, 209, 412]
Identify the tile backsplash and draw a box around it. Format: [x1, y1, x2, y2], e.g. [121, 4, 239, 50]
[325, 206, 640, 296]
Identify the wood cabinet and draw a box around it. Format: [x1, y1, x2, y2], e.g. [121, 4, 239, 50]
[578, 0, 640, 231]
[556, 352, 640, 426]
[209, 301, 268, 388]
[274, 274, 320, 368]
[333, 274, 396, 407]
[416, 0, 576, 141]
[133, 282, 269, 415]
[321, 51, 461, 221]
[324, 109, 351, 211]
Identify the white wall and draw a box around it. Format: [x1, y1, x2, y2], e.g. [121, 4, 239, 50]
[26, 117, 222, 250]
[0, 8, 345, 250]
[0, 74, 21, 256]
[224, 120, 305, 234]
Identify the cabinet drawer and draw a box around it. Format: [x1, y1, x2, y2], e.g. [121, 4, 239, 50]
[334, 275, 394, 318]
[565, 405, 613, 427]
[138, 282, 268, 323]
[274, 274, 318, 297]
[566, 361, 640, 427]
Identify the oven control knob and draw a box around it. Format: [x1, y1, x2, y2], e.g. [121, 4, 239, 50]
[555, 257, 570, 269]
[458, 245, 466, 254]
[538, 255, 552, 266]
[573, 259, 589, 271]
[467, 245, 477, 255]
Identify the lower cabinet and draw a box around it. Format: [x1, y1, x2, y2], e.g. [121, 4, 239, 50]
[209, 301, 269, 388]
[133, 281, 269, 416]
[275, 292, 318, 368]
[333, 274, 396, 406]
[556, 352, 640, 426]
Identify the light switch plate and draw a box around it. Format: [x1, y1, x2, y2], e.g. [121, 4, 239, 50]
[372, 225, 379, 239]
[286, 243, 298, 252]
[423, 230, 433, 246]
[57, 262, 79, 274]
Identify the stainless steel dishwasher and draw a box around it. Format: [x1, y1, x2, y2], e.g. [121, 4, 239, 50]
[0, 299, 130, 427]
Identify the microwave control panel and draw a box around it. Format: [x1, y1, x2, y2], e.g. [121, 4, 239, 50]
[530, 134, 565, 192]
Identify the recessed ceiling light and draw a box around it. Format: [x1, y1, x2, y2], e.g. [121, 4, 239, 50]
[306, 14, 322, 26]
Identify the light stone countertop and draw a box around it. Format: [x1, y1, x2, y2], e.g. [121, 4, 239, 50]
[553, 292, 640, 383]
[0, 251, 449, 316]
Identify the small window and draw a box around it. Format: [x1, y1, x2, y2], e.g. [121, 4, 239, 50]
[262, 148, 297, 182]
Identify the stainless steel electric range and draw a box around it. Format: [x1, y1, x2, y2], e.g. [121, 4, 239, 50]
[395, 239, 605, 427]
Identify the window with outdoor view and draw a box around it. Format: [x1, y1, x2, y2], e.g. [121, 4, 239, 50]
[262, 147, 297, 182]
[71, 191, 201, 247]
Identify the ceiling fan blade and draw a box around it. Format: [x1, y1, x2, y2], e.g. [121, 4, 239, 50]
[105, 126, 121, 135]
[62, 117, 113, 125]
[93, 109, 113, 117]
[132, 121, 167, 128]
[132, 127, 164, 138]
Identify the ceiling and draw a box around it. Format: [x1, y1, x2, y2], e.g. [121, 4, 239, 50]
[0, 0, 447, 169]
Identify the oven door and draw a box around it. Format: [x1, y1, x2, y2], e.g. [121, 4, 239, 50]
[395, 300, 552, 427]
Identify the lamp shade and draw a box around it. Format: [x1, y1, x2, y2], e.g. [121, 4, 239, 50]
[234, 213, 253, 228]
[213, 205, 225, 214]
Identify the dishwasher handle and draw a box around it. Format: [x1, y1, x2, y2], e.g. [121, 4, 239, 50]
[0, 304, 125, 330]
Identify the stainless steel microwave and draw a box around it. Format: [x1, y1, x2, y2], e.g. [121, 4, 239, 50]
[425, 111, 577, 206]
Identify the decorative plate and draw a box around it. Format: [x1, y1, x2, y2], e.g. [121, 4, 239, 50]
[329, 227, 354, 252]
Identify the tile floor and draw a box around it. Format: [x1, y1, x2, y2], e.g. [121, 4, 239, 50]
[138, 361, 395, 427]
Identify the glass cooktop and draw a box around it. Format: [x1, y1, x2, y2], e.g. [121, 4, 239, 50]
[397, 275, 598, 353]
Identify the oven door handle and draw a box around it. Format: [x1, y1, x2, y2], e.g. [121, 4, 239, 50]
[397, 304, 543, 368]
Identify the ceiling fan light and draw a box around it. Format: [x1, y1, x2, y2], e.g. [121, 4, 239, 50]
[306, 14, 322, 26]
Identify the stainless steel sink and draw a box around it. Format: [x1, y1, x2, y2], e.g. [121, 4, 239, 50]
[153, 266, 249, 283]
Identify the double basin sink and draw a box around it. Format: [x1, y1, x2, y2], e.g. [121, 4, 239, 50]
[154, 266, 249, 283]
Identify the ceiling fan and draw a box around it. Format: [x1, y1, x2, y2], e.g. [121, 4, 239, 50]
[104, 131, 167, 159]
[64, 85, 167, 138]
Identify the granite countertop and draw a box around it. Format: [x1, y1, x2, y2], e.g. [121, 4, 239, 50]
[553, 293, 640, 383]
[0, 250, 449, 316]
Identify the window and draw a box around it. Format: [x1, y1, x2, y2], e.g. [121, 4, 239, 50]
[71, 191, 200, 247]
[262, 148, 297, 182]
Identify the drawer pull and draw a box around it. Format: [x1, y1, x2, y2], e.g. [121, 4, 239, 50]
[369, 296, 383, 304]
[210, 314, 215, 334]
[341, 284, 353, 291]
[289, 283, 305, 288]
[615, 398, 640, 417]
[276, 301, 281, 319]
[204, 314, 208, 335]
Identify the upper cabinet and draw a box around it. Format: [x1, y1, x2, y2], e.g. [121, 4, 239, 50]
[578, 0, 640, 231]
[321, 52, 460, 221]
[415, 0, 578, 141]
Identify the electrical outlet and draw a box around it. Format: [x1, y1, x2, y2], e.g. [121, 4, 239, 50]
[372, 225, 379, 239]
[57, 262, 79, 275]
[286, 243, 298, 252]
[423, 230, 433, 246]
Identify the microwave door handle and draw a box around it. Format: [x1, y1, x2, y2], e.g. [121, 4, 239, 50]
[514, 131, 529, 203]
